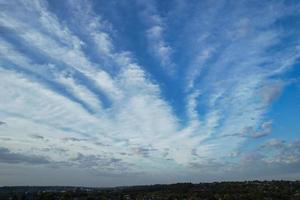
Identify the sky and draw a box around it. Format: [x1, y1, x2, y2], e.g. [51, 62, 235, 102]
[0, 0, 300, 187]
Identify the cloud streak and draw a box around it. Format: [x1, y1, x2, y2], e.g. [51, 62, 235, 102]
[0, 147, 50, 165]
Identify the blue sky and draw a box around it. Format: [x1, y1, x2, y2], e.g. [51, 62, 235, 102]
[0, 0, 300, 186]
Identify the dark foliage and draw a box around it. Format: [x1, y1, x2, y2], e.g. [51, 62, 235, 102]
[1, 181, 300, 200]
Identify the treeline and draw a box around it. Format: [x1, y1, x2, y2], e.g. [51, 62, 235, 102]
[1, 181, 300, 200]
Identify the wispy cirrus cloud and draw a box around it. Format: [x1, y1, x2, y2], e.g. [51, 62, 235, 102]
[137, 0, 175, 74]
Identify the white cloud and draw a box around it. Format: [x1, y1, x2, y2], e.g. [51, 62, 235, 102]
[0, 2, 121, 103]
[260, 81, 285, 105]
[263, 138, 285, 148]
[138, 1, 175, 73]
[0, 0, 183, 175]
[0, 0, 300, 185]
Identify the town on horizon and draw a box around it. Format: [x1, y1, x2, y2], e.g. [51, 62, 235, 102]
[0, 0, 300, 195]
